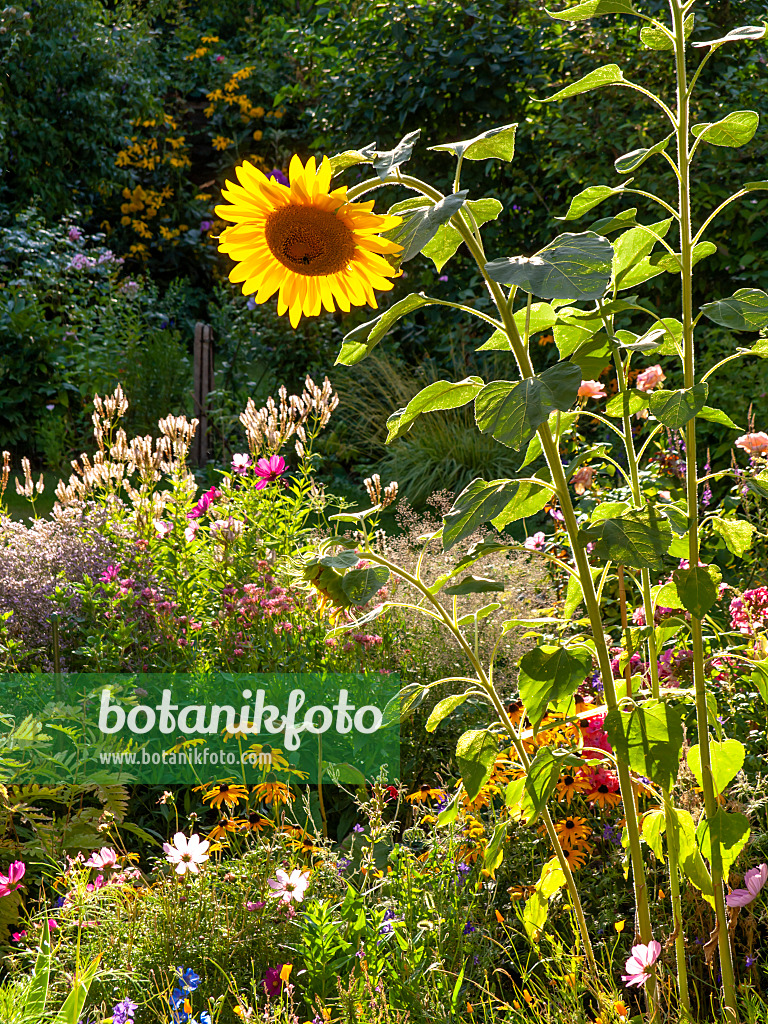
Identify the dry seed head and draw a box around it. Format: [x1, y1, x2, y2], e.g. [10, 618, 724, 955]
[1, 451, 10, 502]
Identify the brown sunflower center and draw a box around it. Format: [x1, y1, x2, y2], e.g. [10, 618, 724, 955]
[265, 205, 356, 277]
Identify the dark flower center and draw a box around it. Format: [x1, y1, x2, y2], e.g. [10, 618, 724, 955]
[265, 206, 356, 277]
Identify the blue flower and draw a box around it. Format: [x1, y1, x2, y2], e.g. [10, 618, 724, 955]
[463, 922, 476, 935]
[746, 956, 757, 968]
[169, 988, 187, 1010]
[112, 998, 138, 1024]
[175, 968, 201, 992]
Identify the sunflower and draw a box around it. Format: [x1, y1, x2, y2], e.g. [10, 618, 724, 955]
[405, 783, 446, 804]
[560, 845, 589, 870]
[554, 816, 592, 849]
[555, 772, 592, 805]
[216, 155, 403, 328]
[197, 782, 250, 810]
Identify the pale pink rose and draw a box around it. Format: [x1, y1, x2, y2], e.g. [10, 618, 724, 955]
[162, 832, 210, 875]
[636, 365, 666, 392]
[572, 466, 594, 494]
[735, 432, 768, 456]
[266, 868, 310, 903]
[578, 380, 606, 399]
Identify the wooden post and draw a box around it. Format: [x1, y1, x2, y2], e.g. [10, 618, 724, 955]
[192, 322, 214, 466]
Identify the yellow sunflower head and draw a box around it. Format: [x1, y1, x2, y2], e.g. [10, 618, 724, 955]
[215, 154, 403, 328]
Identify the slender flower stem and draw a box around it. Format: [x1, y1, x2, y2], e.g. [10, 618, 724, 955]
[669, 1, 738, 1016]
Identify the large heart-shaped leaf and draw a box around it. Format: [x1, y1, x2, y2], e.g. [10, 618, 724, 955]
[475, 361, 582, 449]
[422, 198, 503, 271]
[712, 517, 755, 557]
[383, 191, 468, 264]
[667, 807, 714, 904]
[672, 565, 721, 619]
[329, 142, 377, 175]
[613, 218, 673, 282]
[696, 809, 750, 879]
[337, 293, 435, 365]
[522, 747, 582, 823]
[341, 566, 390, 605]
[692, 110, 759, 148]
[641, 13, 693, 50]
[430, 124, 518, 162]
[456, 729, 498, 800]
[649, 383, 708, 429]
[444, 575, 505, 596]
[700, 288, 768, 330]
[580, 505, 672, 570]
[539, 63, 625, 102]
[605, 699, 684, 790]
[518, 644, 593, 730]
[443, 477, 552, 550]
[386, 376, 485, 442]
[687, 739, 745, 797]
[371, 129, 421, 178]
[558, 184, 630, 221]
[426, 692, 474, 733]
[486, 232, 613, 302]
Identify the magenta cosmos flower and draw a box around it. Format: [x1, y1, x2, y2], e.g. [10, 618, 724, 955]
[266, 868, 309, 903]
[85, 847, 118, 870]
[0, 861, 26, 898]
[726, 863, 768, 907]
[254, 455, 286, 489]
[163, 832, 210, 875]
[622, 940, 661, 987]
[187, 486, 221, 519]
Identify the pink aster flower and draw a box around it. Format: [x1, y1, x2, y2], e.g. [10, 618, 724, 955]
[578, 380, 606, 399]
[232, 453, 252, 475]
[266, 868, 309, 903]
[524, 531, 546, 550]
[622, 940, 661, 987]
[735, 432, 768, 456]
[726, 863, 768, 907]
[253, 455, 286, 489]
[162, 832, 210, 875]
[85, 847, 118, 870]
[636, 365, 666, 392]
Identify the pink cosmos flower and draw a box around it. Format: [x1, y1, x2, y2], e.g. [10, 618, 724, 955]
[266, 868, 310, 903]
[726, 863, 768, 907]
[184, 522, 199, 543]
[735, 432, 768, 456]
[253, 455, 286, 489]
[154, 520, 173, 538]
[263, 965, 292, 997]
[85, 847, 118, 870]
[524, 531, 546, 551]
[636, 365, 666, 392]
[162, 832, 210, 875]
[578, 380, 606, 399]
[11, 931, 26, 942]
[622, 940, 661, 987]
[0, 861, 26, 898]
[187, 486, 221, 519]
[232, 453, 252, 475]
[246, 900, 266, 911]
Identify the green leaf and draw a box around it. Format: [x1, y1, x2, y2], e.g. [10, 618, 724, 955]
[319, 550, 360, 569]
[589, 208, 638, 234]
[523, 857, 566, 943]
[580, 505, 673, 570]
[563, 566, 600, 619]
[421, 198, 503, 272]
[642, 808, 666, 859]
[613, 218, 673, 282]
[697, 406, 742, 430]
[456, 729, 498, 800]
[426, 692, 474, 733]
[650, 240, 718, 274]
[329, 142, 377, 174]
[52, 954, 101, 1024]
[687, 739, 745, 797]
[700, 288, 768, 331]
[539, 63, 625, 102]
[649, 383, 708, 428]
[430, 123, 518, 162]
[518, 644, 593, 730]
[475, 361, 582, 450]
[337, 293, 435, 365]
[641, 13, 692, 49]
[744, 180, 768, 191]
[604, 391, 648, 417]
[522, 747, 581, 823]
[692, 110, 760, 148]
[558, 184, 629, 221]
[521, 411, 578, 469]
[604, 699, 684, 789]
[371, 129, 421, 178]
[443, 477, 552, 550]
[672, 565, 720, 618]
[341, 566, 390, 605]
[692, 25, 766, 48]
[386, 376, 485, 442]
[712, 517, 755, 557]
[24, 917, 51, 1020]
[437, 790, 461, 826]
[745, 470, 768, 500]
[568, 333, 614, 378]
[456, 602, 501, 626]
[751, 661, 768, 704]
[696, 809, 750, 879]
[668, 807, 714, 904]
[614, 135, 673, 174]
[383, 191, 469, 264]
[515, 301, 558, 336]
[486, 232, 613, 302]
[547, 0, 638, 19]
[484, 820, 508, 875]
[445, 575, 505, 596]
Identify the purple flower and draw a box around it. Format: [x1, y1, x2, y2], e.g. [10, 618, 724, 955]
[463, 922, 476, 935]
[68, 225, 83, 242]
[726, 863, 768, 907]
[112, 998, 137, 1024]
[353, 823, 364, 833]
[268, 168, 289, 187]
[246, 295, 257, 310]
[438, 274, 448, 282]
[746, 955, 757, 968]
[200, 221, 212, 232]
[253, 455, 286, 489]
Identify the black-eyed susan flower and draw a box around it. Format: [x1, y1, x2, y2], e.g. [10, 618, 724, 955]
[555, 773, 592, 805]
[554, 816, 592, 849]
[252, 781, 294, 805]
[237, 811, 273, 833]
[207, 817, 239, 841]
[292, 832, 323, 858]
[197, 782, 250, 810]
[561, 845, 589, 870]
[215, 155, 403, 328]
[405, 783, 447, 804]
[587, 781, 623, 811]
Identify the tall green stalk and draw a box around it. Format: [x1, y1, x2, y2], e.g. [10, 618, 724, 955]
[669, 0, 737, 1016]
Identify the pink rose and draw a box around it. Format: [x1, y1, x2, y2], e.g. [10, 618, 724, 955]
[735, 431, 768, 455]
[636, 365, 666, 392]
[578, 380, 606, 399]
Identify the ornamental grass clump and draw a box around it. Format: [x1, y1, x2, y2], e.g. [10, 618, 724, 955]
[216, 3, 768, 1018]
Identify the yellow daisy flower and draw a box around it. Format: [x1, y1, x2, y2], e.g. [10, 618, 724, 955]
[197, 781, 250, 810]
[215, 154, 403, 328]
[405, 783, 446, 804]
[554, 816, 592, 849]
[555, 772, 592, 805]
